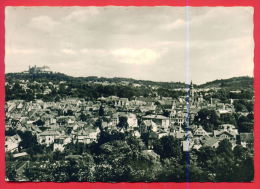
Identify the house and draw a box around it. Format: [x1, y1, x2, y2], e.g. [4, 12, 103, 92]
[112, 112, 138, 130]
[73, 127, 100, 144]
[38, 130, 60, 146]
[201, 137, 220, 148]
[171, 131, 185, 139]
[56, 116, 75, 126]
[182, 139, 194, 152]
[213, 124, 238, 143]
[28, 124, 42, 135]
[213, 130, 237, 142]
[142, 114, 170, 131]
[219, 124, 238, 134]
[111, 113, 119, 126]
[132, 130, 141, 138]
[192, 137, 203, 150]
[217, 104, 234, 115]
[5, 134, 21, 152]
[53, 136, 72, 151]
[126, 113, 138, 129]
[169, 124, 182, 133]
[115, 98, 129, 107]
[193, 126, 209, 138]
[170, 111, 185, 126]
[140, 120, 158, 133]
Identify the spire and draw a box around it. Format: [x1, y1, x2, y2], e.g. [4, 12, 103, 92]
[189, 80, 194, 97]
[190, 81, 193, 89]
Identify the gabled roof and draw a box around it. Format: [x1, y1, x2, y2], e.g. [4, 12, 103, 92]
[202, 137, 219, 147]
[214, 130, 237, 137]
[77, 128, 88, 136]
[143, 115, 168, 120]
[193, 126, 208, 136]
[76, 127, 99, 136]
[30, 125, 42, 133]
[39, 130, 60, 136]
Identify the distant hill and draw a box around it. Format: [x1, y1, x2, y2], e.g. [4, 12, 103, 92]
[6, 72, 72, 82]
[198, 76, 253, 90]
[5, 72, 187, 89]
[5, 72, 253, 90]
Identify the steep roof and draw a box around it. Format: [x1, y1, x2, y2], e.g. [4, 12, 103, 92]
[143, 115, 168, 120]
[213, 130, 237, 137]
[142, 120, 158, 127]
[39, 130, 60, 136]
[202, 137, 219, 147]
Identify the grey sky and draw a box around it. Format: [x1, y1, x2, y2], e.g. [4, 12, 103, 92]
[5, 6, 254, 84]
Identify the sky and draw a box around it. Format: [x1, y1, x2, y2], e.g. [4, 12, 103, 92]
[5, 6, 254, 84]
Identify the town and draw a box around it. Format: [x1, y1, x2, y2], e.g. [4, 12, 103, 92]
[5, 66, 254, 182]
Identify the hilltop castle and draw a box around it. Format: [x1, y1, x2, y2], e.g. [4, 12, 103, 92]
[24, 65, 52, 74]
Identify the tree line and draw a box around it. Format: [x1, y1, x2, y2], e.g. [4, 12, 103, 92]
[6, 130, 253, 182]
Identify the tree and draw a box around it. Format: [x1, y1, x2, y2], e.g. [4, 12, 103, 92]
[33, 119, 45, 126]
[117, 116, 129, 130]
[232, 156, 254, 182]
[5, 128, 17, 136]
[79, 112, 88, 122]
[196, 146, 216, 169]
[233, 145, 247, 160]
[153, 136, 182, 159]
[158, 157, 184, 181]
[217, 139, 233, 157]
[194, 109, 220, 132]
[214, 89, 229, 102]
[237, 115, 254, 133]
[126, 136, 146, 151]
[95, 140, 132, 181]
[213, 155, 235, 181]
[98, 105, 105, 117]
[18, 131, 38, 151]
[5, 157, 17, 181]
[95, 118, 102, 129]
[52, 150, 65, 161]
[97, 130, 126, 146]
[234, 100, 247, 112]
[220, 113, 236, 126]
[233, 99, 253, 112]
[185, 163, 208, 182]
[95, 139, 161, 182]
[163, 110, 170, 117]
[65, 109, 74, 116]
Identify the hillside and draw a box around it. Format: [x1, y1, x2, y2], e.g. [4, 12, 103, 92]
[198, 76, 253, 90]
[5, 72, 253, 90]
[5, 72, 187, 89]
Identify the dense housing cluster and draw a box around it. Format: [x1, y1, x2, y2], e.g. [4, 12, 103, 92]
[5, 69, 254, 182]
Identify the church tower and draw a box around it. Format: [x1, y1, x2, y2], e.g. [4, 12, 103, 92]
[189, 81, 195, 106]
[189, 81, 194, 98]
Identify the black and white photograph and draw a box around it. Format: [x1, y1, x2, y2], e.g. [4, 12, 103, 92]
[5, 6, 254, 182]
